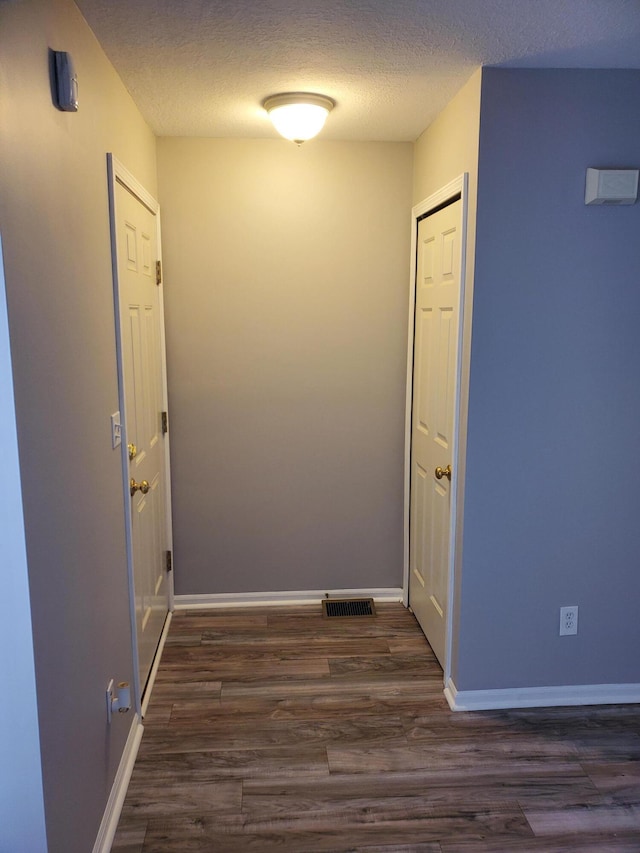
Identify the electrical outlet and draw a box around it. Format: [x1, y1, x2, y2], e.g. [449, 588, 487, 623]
[559, 605, 578, 636]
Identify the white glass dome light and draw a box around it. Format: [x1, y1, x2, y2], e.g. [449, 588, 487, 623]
[264, 93, 335, 144]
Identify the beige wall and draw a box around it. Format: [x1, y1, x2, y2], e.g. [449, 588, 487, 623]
[412, 68, 482, 677]
[0, 0, 157, 849]
[157, 138, 413, 595]
[413, 69, 482, 206]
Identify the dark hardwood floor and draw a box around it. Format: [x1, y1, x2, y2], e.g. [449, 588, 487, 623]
[112, 603, 640, 852]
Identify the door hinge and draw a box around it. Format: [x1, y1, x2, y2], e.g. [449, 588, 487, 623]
[156, 260, 162, 286]
[161, 411, 168, 435]
[165, 550, 172, 573]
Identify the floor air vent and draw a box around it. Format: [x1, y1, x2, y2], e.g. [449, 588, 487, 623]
[322, 598, 376, 618]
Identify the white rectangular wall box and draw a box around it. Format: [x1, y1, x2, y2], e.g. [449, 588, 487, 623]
[585, 168, 638, 205]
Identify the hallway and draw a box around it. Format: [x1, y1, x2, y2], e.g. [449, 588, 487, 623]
[113, 603, 640, 851]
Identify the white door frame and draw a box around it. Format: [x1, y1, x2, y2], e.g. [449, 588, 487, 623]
[107, 154, 175, 714]
[403, 173, 471, 685]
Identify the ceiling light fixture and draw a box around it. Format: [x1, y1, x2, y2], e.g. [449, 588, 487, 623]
[263, 92, 335, 144]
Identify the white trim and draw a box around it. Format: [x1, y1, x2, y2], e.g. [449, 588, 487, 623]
[141, 610, 172, 718]
[111, 160, 158, 215]
[174, 588, 404, 610]
[91, 714, 144, 853]
[402, 205, 417, 611]
[107, 154, 142, 714]
[403, 174, 470, 688]
[155, 207, 176, 613]
[445, 678, 640, 712]
[107, 154, 174, 713]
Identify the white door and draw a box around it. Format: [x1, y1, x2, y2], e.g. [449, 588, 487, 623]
[409, 200, 462, 668]
[113, 171, 170, 694]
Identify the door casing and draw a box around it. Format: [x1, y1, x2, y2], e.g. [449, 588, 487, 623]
[403, 173, 471, 687]
[107, 153, 174, 714]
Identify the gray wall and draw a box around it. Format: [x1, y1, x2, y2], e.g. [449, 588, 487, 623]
[157, 138, 413, 595]
[455, 69, 640, 690]
[0, 1, 157, 849]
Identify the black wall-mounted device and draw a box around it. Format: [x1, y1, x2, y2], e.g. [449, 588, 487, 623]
[53, 50, 78, 112]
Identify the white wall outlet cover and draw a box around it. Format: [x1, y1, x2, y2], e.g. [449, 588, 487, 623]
[585, 168, 639, 205]
[559, 605, 579, 636]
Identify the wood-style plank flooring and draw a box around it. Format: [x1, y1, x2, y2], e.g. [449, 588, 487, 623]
[112, 604, 640, 851]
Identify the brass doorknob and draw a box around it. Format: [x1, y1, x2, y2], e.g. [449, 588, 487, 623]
[130, 478, 150, 496]
[435, 465, 452, 481]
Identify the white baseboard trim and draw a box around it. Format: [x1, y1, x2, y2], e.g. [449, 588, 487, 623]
[174, 587, 404, 609]
[141, 610, 172, 718]
[92, 714, 144, 853]
[445, 678, 640, 712]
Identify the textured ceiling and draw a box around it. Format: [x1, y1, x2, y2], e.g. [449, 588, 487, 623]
[76, 0, 640, 141]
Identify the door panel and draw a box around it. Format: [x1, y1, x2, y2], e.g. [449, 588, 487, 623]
[409, 200, 462, 668]
[416, 309, 433, 435]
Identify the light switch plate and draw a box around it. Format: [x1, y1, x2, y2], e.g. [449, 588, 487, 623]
[111, 412, 122, 449]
